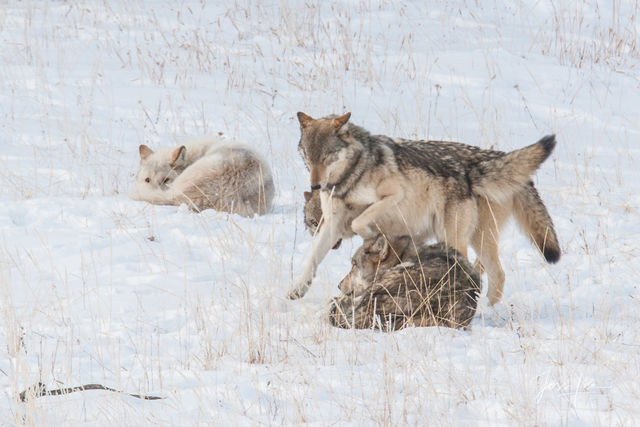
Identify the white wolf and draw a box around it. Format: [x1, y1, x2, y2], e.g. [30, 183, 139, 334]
[129, 137, 275, 217]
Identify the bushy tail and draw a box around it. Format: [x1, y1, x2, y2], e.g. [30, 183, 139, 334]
[470, 135, 556, 203]
[513, 182, 561, 263]
[129, 187, 182, 207]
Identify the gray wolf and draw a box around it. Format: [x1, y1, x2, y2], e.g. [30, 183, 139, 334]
[288, 112, 558, 304]
[129, 137, 274, 217]
[328, 234, 481, 330]
[302, 174, 559, 306]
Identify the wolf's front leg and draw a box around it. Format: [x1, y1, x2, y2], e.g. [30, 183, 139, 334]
[288, 211, 343, 300]
[351, 184, 404, 239]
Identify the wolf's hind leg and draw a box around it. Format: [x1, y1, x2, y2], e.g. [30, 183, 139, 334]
[472, 197, 510, 305]
[471, 224, 504, 306]
[441, 199, 477, 259]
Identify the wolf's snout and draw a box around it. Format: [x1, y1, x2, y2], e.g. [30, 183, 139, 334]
[338, 275, 351, 294]
[338, 271, 356, 295]
[128, 187, 141, 200]
[309, 164, 327, 188]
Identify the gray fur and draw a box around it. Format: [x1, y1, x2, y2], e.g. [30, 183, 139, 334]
[303, 190, 342, 249]
[329, 237, 480, 330]
[513, 182, 560, 263]
[291, 112, 558, 304]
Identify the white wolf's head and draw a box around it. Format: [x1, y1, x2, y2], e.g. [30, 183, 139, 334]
[129, 144, 188, 198]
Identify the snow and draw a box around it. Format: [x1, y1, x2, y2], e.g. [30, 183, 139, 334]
[1, 0, 639, 424]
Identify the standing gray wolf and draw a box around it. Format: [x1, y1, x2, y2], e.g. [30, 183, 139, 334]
[129, 137, 274, 217]
[302, 174, 559, 305]
[328, 234, 480, 330]
[288, 112, 558, 304]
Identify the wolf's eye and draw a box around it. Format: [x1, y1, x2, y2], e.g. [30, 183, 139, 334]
[162, 178, 171, 185]
[323, 155, 336, 165]
[324, 149, 343, 165]
[145, 177, 151, 183]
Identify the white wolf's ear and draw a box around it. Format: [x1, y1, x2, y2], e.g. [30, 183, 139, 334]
[139, 144, 153, 160]
[297, 112, 314, 129]
[331, 112, 351, 131]
[169, 145, 186, 167]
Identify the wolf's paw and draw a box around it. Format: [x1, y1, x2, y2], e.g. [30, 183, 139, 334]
[286, 288, 304, 300]
[287, 279, 310, 300]
[475, 297, 509, 327]
[487, 291, 503, 307]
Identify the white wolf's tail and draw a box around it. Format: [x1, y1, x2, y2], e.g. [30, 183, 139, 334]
[470, 135, 556, 203]
[129, 188, 195, 209]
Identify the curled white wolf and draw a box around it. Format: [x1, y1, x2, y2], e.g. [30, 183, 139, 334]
[288, 112, 558, 303]
[129, 137, 274, 217]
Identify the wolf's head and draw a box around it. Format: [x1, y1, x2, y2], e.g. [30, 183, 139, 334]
[338, 234, 412, 296]
[130, 144, 189, 196]
[296, 112, 361, 190]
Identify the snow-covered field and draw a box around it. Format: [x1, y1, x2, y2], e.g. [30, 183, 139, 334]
[1, 0, 639, 424]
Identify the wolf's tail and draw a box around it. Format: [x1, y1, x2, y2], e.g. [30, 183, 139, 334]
[470, 134, 556, 203]
[513, 182, 561, 263]
[129, 187, 182, 207]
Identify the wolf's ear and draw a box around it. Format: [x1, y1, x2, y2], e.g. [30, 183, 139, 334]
[297, 112, 314, 129]
[139, 144, 153, 160]
[170, 145, 186, 167]
[392, 236, 413, 261]
[331, 112, 351, 131]
[370, 234, 389, 261]
[303, 191, 312, 202]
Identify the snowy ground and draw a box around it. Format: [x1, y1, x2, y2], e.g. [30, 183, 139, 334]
[1, 0, 639, 424]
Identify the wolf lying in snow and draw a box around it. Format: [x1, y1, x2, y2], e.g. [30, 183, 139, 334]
[129, 137, 274, 217]
[329, 234, 481, 330]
